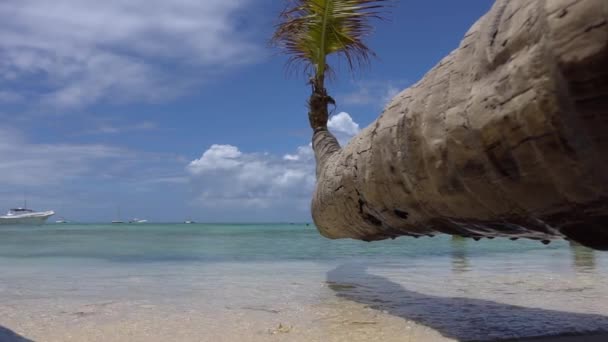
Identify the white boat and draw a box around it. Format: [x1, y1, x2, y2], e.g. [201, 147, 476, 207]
[112, 206, 125, 224]
[129, 218, 147, 223]
[0, 208, 55, 225]
[55, 217, 69, 224]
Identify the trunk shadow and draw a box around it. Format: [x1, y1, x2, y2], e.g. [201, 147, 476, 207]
[326, 264, 608, 341]
[0, 325, 34, 342]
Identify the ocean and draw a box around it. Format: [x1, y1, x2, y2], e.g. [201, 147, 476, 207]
[1, 223, 607, 341]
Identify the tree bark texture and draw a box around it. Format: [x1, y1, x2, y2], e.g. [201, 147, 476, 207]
[311, 0, 608, 250]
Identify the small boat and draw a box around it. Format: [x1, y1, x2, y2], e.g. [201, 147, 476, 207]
[129, 218, 147, 223]
[112, 206, 125, 224]
[55, 216, 69, 224]
[0, 208, 55, 225]
[184, 220, 195, 224]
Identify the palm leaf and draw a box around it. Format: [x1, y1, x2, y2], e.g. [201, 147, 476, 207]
[271, 0, 386, 82]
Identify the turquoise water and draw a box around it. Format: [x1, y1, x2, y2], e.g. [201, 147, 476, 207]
[1, 223, 608, 341]
[0, 223, 579, 263]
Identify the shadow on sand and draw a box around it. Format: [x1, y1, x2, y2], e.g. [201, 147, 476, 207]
[326, 264, 608, 342]
[0, 325, 33, 342]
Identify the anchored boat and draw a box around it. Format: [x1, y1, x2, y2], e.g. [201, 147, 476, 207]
[0, 208, 55, 225]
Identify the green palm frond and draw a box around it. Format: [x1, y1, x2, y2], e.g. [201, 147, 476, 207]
[271, 0, 386, 82]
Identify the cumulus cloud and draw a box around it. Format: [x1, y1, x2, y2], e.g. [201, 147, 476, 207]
[328, 111, 361, 145]
[187, 113, 361, 211]
[188, 145, 244, 173]
[0, 0, 260, 108]
[188, 143, 315, 209]
[283, 144, 314, 162]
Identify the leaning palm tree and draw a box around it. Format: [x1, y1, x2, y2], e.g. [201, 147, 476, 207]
[271, 0, 386, 132]
[272, 0, 608, 251]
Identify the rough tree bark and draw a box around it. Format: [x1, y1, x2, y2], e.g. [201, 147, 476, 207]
[311, 0, 608, 250]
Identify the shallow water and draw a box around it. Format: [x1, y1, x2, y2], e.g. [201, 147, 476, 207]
[1, 224, 607, 341]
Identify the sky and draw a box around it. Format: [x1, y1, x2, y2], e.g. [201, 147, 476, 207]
[0, 0, 493, 223]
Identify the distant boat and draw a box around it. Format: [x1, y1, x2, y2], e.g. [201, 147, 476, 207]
[55, 202, 69, 223]
[129, 218, 147, 223]
[0, 208, 54, 225]
[112, 206, 124, 224]
[184, 220, 195, 224]
[55, 217, 69, 224]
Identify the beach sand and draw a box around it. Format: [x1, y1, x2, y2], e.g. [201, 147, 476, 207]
[29, 291, 608, 342]
[0, 298, 450, 342]
[2, 259, 608, 342]
[0, 261, 449, 342]
[2, 308, 607, 342]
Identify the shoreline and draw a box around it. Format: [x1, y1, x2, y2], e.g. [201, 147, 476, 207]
[1, 225, 607, 341]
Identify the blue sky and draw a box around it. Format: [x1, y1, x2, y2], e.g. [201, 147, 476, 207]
[0, 0, 492, 222]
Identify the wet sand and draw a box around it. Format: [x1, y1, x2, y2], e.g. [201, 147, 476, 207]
[0, 300, 449, 342]
[1, 256, 608, 342]
[0, 262, 449, 342]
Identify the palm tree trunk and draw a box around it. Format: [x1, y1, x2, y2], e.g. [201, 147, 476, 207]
[311, 0, 608, 250]
[308, 78, 341, 173]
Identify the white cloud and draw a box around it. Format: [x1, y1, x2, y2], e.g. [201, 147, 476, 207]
[0, 127, 126, 186]
[82, 120, 158, 135]
[283, 144, 313, 161]
[0, 124, 191, 190]
[188, 144, 315, 209]
[188, 144, 243, 173]
[0, 0, 261, 108]
[328, 112, 361, 146]
[328, 112, 360, 136]
[187, 113, 361, 211]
